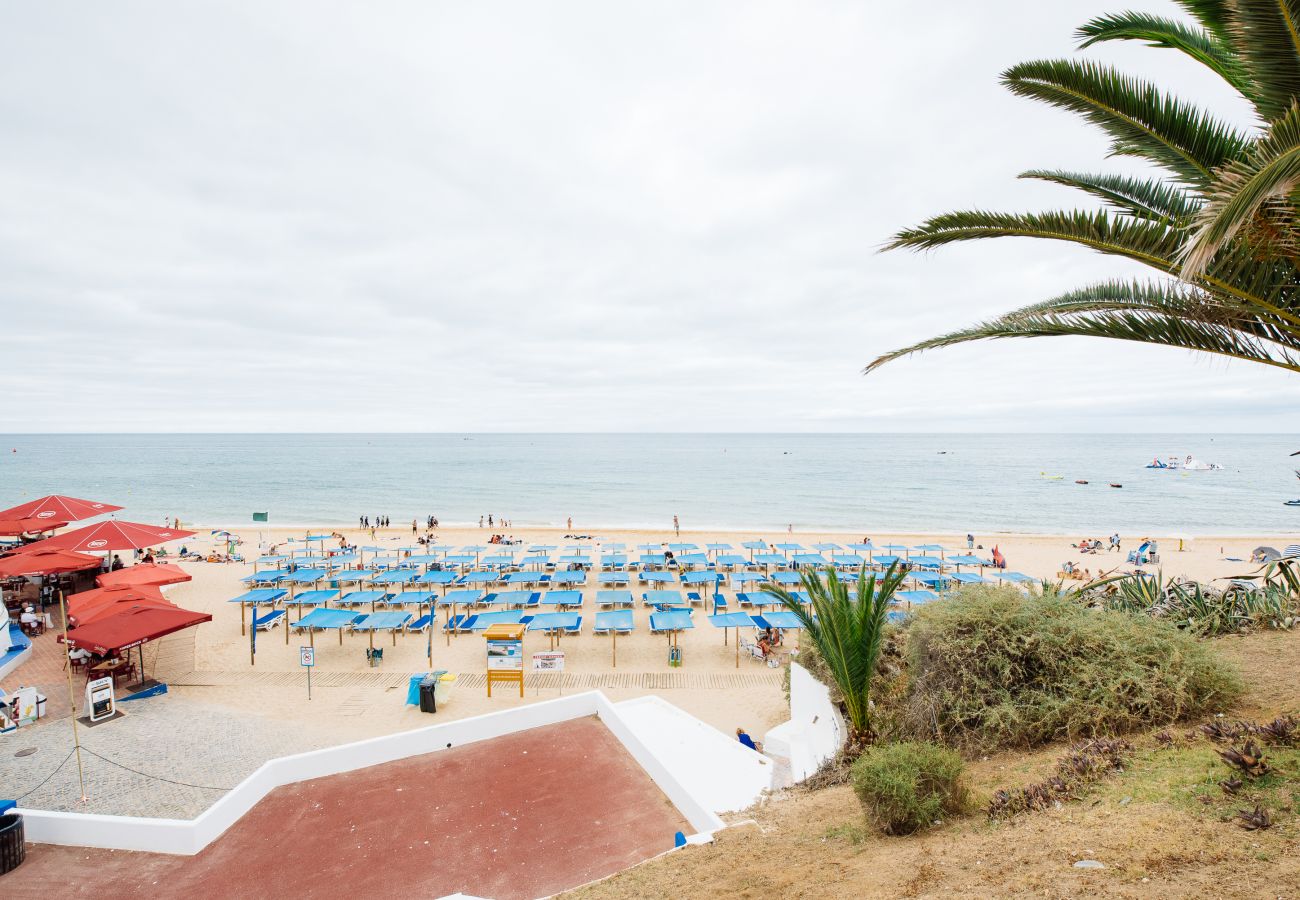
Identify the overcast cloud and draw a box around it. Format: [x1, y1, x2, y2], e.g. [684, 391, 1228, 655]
[2, 0, 1298, 432]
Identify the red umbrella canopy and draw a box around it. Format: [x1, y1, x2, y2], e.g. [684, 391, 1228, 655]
[0, 517, 69, 536]
[26, 520, 196, 553]
[0, 547, 103, 578]
[96, 562, 192, 589]
[71, 596, 178, 627]
[0, 495, 123, 523]
[69, 583, 168, 615]
[65, 605, 212, 655]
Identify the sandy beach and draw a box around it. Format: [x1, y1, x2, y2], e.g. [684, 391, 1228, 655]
[143, 523, 1293, 745]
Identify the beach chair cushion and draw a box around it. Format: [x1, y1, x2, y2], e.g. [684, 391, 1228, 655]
[254, 609, 286, 630]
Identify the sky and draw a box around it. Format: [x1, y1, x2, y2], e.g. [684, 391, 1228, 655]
[2, 0, 1298, 432]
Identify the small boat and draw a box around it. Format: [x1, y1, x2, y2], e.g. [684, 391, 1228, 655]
[1075, 479, 1089, 485]
[1146, 455, 1222, 470]
[1286, 500, 1300, 507]
[1040, 472, 1063, 480]
[1109, 483, 1123, 489]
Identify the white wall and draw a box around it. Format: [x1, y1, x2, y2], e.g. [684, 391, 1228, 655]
[608, 696, 770, 816]
[764, 662, 844, 782]
[17, 690, 728, 854]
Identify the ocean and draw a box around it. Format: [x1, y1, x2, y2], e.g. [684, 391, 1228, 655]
[1, 433, 1297, 536]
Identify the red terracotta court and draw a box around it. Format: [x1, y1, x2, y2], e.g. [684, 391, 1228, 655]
[7, 717, 690, 899]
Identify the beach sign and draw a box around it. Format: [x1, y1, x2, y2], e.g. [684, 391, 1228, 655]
[532, 651, 565, 671]
[300, 646, 314, 700]
[484, 622, 526, 698]
[252, 511, 268, 522]
[86, 677, 116, 723]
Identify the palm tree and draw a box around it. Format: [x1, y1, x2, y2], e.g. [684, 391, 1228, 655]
[761, 563, 906, 747]
[868, 1, 1300, 376]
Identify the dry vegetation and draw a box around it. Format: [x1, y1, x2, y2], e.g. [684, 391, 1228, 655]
[566, 629, 1300, 899]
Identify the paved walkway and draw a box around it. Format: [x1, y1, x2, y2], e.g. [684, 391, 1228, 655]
[3, 693, 337, 817]
[9, 719, 689, 900]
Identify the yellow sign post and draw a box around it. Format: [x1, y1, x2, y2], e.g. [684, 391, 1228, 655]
[484, 623, 525, 698]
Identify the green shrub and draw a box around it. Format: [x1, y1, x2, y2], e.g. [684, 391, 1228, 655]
[902, 586, 1242, 752]
[851, 741, 968, 835]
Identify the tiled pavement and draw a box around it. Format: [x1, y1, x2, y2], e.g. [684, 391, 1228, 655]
[2, 691, 339, 817]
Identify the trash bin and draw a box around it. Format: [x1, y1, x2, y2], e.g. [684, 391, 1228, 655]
[418, 676, 437, 714]
[434, 673, 457, 706]
[0, 810, 24, 875]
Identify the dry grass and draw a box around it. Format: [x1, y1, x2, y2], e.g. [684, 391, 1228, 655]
[565, 630, 1300, 899]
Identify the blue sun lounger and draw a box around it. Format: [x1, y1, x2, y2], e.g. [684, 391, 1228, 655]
[442, 613, 472, 633]
[406, 614, 433, 633]
[253, 609, 286, 631]
[564, 615, 583, 635]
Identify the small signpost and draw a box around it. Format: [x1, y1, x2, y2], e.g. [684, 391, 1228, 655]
[300, 645, 315, 700]
[532, 651, 565, 696]
[484, 623, 525, 697]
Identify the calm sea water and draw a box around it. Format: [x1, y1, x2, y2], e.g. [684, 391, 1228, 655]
[1, 434, 1297, 536]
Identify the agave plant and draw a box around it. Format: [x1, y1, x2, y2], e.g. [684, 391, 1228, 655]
[761, 564, 906, 747]
[870, 1, 1300, 376]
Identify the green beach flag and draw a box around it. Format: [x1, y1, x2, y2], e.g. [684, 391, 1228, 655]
[252, 511, 268, 522]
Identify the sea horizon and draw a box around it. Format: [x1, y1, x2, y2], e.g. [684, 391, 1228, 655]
[4, 432, 1297, 536]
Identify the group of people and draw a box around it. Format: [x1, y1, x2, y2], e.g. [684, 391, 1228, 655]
[359, 515, 389, 529]
[1072, 534, 1122, 554]
[756, 626, 783, 659]
[487, 534, 521, 545]
[478, 514, 511, 528]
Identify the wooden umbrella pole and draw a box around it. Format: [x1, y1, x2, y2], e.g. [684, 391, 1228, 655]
[58, 588, 88, 802]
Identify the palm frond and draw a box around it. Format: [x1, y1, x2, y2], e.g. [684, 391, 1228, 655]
[1173, 0, 1235, 39]
[1003, 59, 1252, 185]
[886, 207, 1300, 325]
[1229, 0, 1300, 121]
[1020, 169, 1201, 223]
[886, 208, 1185, 269]
[1076, 12, 1253, 99]
[863, 281, 1300, 374]
[1184, 102, 1300, 272]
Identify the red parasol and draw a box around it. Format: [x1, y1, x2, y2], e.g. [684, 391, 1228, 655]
[68, 583, 170, 620]
[70, 597, 177, 627]
[0, 547, 103, 578]
[0, 495, 123, 523]
[25, 520, 196, 554]
[64, 605, 212, 656]
[0, 517, 69, 536]
[96, 562, 192, 589]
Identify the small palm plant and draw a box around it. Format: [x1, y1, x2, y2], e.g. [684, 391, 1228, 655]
[761, 563, 907, 748]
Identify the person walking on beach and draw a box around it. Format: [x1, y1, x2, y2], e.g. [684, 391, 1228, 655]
[567, 516, 573, 531]
[479, 515, 484, 528]
[411, 519, 417, 534]
[967, 533, 974, 549]
[673, 515, 679, 536]
[488, 514, 494, 528]
[1110, 533, 1121, 552]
